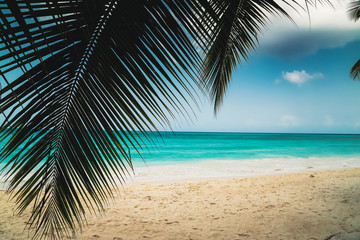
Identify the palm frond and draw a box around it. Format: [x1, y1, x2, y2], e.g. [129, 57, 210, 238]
[348, 0, 360, 22]
[201, 0, 294, 113]
[0, 0, 338, 239]
[0, 0, 210, 238]
[347, 1, 360, 80]
[201, 0, 333, 113]
[350, 59, 360, 80]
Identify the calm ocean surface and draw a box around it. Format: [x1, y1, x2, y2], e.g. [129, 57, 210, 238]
[1, 132, 360, 183]
[1, 132, 360, 166]
[131, 132, 360, 166]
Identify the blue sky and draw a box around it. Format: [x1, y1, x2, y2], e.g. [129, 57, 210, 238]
[170, 2, 360, 134]
[2, 2, 360, 134]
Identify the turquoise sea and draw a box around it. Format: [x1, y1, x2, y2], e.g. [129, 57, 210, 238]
[1, 132, 360, 183]
[2, 132, 360, 166]
[132, 132, 360, 166]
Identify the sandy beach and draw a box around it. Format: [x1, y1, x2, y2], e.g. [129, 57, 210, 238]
[0, 168, 359, 240]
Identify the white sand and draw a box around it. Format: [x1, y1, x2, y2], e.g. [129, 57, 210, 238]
[130, 157, 360, 183]
[0, 168, 359, 239]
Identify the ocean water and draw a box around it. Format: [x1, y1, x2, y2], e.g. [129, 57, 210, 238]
[1, 132, 360, 183]
[121, 131, 360, 182]
[131, 132, 360, 166]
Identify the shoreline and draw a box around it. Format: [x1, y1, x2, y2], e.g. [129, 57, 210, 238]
[1, 168, 359, 239]
[2, 156, 360, 189]
[128, 156, 360, 184]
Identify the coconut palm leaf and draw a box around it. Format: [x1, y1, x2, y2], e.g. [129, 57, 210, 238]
[350, 59, 360, 80]
[0, 1, 211, 239]
[349, 0, 360, 22]
[348, 1, 360, 80]
[0, 0, 334, 239]
[202, 0, 333, 113]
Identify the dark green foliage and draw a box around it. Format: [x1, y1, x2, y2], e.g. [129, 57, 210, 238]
[0, 0, 332, 239]
[350, 59, 360, 80]
[348, 1, 360, 80]
[203, 0, 293, 113]
[349, 0, 360, 22]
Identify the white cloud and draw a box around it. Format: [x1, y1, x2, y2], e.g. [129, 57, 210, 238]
[282, 70, 324, 86]
[274, 79, 281, 84]
[281, 115, 300, 127]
